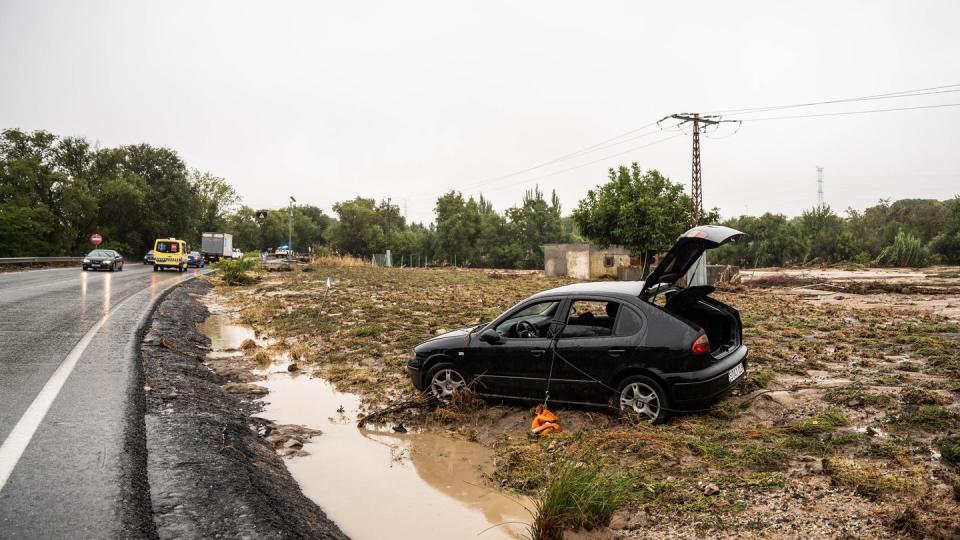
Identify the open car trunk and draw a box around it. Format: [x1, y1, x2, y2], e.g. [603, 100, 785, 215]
[664, 286, 741, 358]
[640, 225, 746, 359]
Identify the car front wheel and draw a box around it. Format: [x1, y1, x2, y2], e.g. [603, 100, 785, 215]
[426, 363, 467, 404]
[617, 375, 669, 424]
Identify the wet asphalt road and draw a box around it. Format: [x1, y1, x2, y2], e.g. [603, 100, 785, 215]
[0, 264, 210, 538]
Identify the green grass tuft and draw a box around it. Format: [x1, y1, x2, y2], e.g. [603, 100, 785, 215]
[528, 461, 633, 540]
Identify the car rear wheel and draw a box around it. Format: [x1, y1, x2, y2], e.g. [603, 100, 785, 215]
[426, 363, 466, 404]
[617, 375, 669, 424]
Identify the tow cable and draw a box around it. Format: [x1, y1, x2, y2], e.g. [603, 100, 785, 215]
[530, 322, 564, 437]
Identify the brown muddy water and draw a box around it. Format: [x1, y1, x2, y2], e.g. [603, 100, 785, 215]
[200, 311, 531, 540]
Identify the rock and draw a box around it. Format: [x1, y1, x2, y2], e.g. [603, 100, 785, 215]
[704, 483, 720, 496]
[287, 363, 299, 372]
[239, 338, 258, 350]
[608, 510, 631, 530]
[392, 423, 408, 433]
[222, 383, 269, 396]
[265, 434, 285, 446]
[283, 438, 303, 449]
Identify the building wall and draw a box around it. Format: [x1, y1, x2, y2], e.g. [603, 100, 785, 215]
[544, 243, 590, 277]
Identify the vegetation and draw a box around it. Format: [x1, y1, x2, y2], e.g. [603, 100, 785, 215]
[213, 255, 259, 285]
[528, 461, 633, 540]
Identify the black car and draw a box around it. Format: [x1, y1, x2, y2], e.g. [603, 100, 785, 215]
[83, 249, 124, 272]
[408, 225, 747, 423]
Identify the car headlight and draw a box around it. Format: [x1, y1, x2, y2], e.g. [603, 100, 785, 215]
[83, 258, 90, 263]
[104, 260, 112, 264]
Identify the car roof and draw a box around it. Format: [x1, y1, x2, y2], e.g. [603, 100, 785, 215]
[530, 280, 645, 299]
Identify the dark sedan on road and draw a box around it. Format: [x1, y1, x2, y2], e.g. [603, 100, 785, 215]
[82, 249, 124, 272]
[186, 251, 205, 268]
[408, 225, 748, 423]
[143, 250, 154, 264]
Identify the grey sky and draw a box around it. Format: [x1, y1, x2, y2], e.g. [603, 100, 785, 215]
[2, 0, 958, 224]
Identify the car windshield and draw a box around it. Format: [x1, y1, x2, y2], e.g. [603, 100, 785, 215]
[155, 242, 180, 253]
[87, 250, 113, 257]
[190, 251, 200, 257]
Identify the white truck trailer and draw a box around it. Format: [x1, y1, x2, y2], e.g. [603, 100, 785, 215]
[201, 232, 233, 262]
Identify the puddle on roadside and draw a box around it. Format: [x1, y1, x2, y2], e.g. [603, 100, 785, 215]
[199, 312, 531, 539]
[199, 312, 271, 358]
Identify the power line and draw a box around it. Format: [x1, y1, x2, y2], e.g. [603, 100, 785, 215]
[408, 120, 664, 198]
[704, 83, 960, 115]
[467, 133, 686, 196]
[740, 102, 960, 121]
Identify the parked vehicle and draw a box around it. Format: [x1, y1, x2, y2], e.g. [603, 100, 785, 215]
[186, 251, 205, 268]
[152, 238, 188, 272]
[232, 248, 242, 259]
[201, 232, 233, 262]
[407, 225, 747, 424]
[143, 250, 154, 264]
[83, 249, 124, 272]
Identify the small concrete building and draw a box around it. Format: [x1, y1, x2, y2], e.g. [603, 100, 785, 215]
[543, 243, 632, 280]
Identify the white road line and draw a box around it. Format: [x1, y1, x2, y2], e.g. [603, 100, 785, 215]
[0, 287, 142, 492]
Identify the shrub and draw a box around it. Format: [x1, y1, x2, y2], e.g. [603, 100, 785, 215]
[528, 461, 633, 540]
[214, 255, 259, 285]
[874, 231, 934, 267]
[350, 324, 383, 337]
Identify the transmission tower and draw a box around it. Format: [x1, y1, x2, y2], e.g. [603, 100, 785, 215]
[816, 166, 824, 207]
[664, 113, 739, 225]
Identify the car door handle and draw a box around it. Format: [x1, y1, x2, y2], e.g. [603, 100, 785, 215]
[531, 349, 547, 357]
[607, 349, 626, 357]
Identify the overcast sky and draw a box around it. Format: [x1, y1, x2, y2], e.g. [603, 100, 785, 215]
[2, 0, 959, 224]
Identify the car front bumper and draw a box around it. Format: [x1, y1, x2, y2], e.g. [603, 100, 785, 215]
[667, 345, 748, 407]
[407, 363, 425, 392]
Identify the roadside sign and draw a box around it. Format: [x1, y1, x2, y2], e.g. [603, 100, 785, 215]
[255, 210, 268, 223]
[90, 233, 102, 246]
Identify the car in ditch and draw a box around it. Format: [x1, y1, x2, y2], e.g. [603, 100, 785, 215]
[407, 225, 747, 423]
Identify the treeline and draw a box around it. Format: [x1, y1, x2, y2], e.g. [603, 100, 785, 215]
[3, 128, 958, 268]
[712, 198, 960, 267]
[0, 128, 241, 256]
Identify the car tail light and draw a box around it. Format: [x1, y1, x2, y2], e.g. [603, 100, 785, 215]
[691, 333, 710, 355]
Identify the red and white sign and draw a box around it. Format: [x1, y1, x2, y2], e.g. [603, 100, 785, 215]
[90, 233, 103, 246]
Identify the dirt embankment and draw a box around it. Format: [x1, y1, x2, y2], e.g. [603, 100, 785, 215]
[141, 280, 346, 539]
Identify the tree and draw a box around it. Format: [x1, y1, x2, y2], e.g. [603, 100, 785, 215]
[572, 163, 691, 268]
[329, 197, 385, 256]
[434, 191, 480, 264]
[505, 186, 566, 268]
[191, 170, 240, 234]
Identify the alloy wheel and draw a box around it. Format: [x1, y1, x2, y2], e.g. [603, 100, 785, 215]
[430, 369, 466, 403]
[620, 382, 660, 421]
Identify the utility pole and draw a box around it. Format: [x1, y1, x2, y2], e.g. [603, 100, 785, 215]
[816, 166, 824, 207]
[661, 112, 739, 287]
[288, 195, 296, 256]
[666, 113, 736, 225]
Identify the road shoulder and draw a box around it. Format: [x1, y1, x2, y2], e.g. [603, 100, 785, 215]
[142, 280, 346, 539]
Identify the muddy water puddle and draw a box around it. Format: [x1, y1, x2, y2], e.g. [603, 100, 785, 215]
[199, 310, 531, 539]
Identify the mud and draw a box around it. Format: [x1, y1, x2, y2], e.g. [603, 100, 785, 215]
[141, 280, 346, 539]
[197, 302, 533, 539]
[254, 375, 532, 540]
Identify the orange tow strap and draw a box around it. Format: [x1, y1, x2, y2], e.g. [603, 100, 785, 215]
[530, 404, 561, 436]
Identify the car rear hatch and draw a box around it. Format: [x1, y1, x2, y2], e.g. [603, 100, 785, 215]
[639, 225, 745, 297]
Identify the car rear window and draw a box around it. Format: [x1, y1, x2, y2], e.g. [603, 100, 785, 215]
[155, 242, 180, 253]
[613, 306, 644, 336]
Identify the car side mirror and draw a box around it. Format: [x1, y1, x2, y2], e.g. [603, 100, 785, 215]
[479, 329, 502, 344]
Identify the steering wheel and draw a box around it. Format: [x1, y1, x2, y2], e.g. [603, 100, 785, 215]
[517, 320, 539, 338]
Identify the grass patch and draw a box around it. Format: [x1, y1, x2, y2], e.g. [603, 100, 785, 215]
[787, 410, 849, 435]
[824, 458, 922, 499]
[823, 384, 894, 407]
[886, 405, 957, 432]
[900, 385, 947, 406]
[213, 256, 260, 285]
[350, 324, 383, 337]
[529, 461, 634, 540]
[934, 436, 960, 467]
